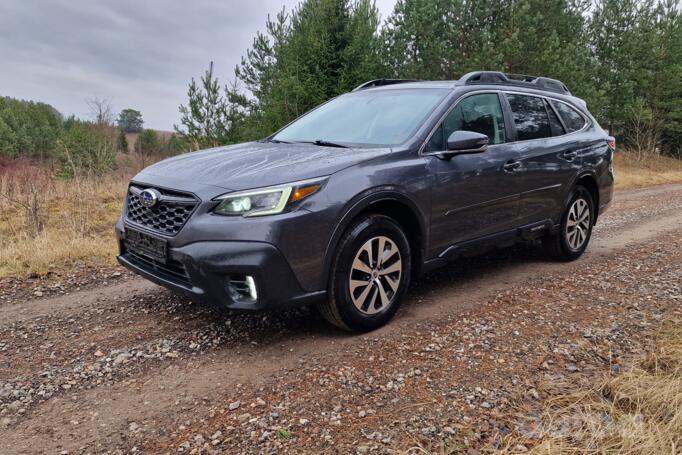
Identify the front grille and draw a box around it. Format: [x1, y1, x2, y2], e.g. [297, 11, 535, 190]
[124, 250, 191, 287]
[126, 185, 198, 236]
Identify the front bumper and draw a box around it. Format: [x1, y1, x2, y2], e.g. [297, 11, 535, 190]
[116, 228, 326, 311]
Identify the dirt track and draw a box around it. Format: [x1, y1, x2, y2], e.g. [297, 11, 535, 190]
[1, 184, 682, 454]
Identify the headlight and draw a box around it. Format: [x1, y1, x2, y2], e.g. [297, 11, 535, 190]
[213, 177, 326, 217]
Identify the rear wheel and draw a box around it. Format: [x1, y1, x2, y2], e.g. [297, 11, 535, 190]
[543, 185, 594, 261]
[318, 214, 411, 332]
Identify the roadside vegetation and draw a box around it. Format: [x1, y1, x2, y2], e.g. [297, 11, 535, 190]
[0, 157, 129, 278]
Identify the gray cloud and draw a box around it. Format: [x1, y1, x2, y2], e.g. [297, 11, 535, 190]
[0, 0, 396, 130]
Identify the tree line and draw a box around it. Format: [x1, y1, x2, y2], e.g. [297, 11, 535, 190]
[0, 96, 184, 177]
[177, 0, 682, 158]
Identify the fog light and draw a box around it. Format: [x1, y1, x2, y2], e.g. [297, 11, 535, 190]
[245, 276, 258, 300]
[227, 275, 258, 302]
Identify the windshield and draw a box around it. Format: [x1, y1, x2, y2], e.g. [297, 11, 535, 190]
[272, 89, 449, 146]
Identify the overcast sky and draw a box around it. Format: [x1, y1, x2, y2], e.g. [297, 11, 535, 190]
[0, 0, 397, 131]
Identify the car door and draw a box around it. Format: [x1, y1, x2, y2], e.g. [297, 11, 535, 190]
[503, 93, 581, 224]
[425, 92, 522, 254]
[550, 98, 601, 168]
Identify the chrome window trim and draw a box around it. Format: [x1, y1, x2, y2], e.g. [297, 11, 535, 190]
[419, 89, 591, 155]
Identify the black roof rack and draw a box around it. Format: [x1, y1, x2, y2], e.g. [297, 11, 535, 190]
[459, 71, 571, 95]
[352, 79, 420, 91]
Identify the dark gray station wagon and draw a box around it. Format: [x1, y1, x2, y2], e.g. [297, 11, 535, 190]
[116, 71, 615, 332]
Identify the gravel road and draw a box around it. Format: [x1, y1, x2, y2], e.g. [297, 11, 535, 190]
[1, 184, 681, 454]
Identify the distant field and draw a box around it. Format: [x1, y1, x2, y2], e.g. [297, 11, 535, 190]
[1, 150, 681, 279]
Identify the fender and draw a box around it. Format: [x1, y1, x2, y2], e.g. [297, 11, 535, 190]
[565, 167, 597, 197]
[563, 167, 600, 219]
[321, 186, 429, 285]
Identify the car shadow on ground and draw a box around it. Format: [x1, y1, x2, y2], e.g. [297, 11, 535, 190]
[154, 241, 550, 349]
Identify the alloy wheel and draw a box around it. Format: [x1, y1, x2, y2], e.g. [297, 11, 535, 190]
[348, 236, 402, 315]
[565, 198, 590, 250]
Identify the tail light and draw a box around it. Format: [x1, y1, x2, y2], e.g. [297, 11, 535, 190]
[607, 137, 616, 151]
[607, 136, 615, 176]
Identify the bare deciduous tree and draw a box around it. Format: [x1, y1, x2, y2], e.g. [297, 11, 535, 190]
[628, 100, 662, 161]
[85, 96, 114, 126]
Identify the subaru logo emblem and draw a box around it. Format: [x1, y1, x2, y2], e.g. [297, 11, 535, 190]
[139, 188, 160, 208]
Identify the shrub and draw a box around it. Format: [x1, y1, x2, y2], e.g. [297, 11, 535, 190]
[0, 97, 63, 159]
[135, 129, 160, 155]
[0, 161, 51, 238]
[56, 120, 117, 178]
[166, 133, 189, 155]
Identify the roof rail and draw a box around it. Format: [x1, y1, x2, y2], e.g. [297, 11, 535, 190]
[352, 79, 420, 92]
[459, 71, 571, 95]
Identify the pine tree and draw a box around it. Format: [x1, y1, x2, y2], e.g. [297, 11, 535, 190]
[235, 0, 384, 135]
[175, 62, 249, 150]
[589, 0, 644, 134]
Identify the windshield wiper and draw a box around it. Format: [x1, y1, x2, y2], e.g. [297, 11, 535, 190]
[307, 139, 349, 148]
[262, 138, 292, 144]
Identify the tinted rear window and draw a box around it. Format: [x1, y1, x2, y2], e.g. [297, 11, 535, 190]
[545, 99, 565, 136]
[506, 94, 552, 141]
[550, 100, 586, 133]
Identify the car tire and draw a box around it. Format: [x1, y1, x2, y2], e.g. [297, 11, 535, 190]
[318, 214, 411, 332]
[543, 185, 595, 261]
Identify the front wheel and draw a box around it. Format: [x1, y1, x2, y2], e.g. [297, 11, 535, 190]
[543, 185, 595, 261]
[318, 214, 411, 332]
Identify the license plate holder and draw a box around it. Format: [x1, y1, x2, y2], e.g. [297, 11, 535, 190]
[124, 228, 168, 264]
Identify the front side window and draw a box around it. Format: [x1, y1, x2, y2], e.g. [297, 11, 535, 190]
[426, 93, 506, 152]
[507, 94, 552, 141]
[550, 100, 586, 133]
[273, 89, 449, 146]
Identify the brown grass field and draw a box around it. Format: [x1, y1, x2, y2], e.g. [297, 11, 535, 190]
[0, 151, 681, 279]
[614, 152, 682, 189]
[0, 155, 133, 278]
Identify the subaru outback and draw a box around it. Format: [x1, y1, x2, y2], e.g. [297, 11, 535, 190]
[116, 71, 615, 332]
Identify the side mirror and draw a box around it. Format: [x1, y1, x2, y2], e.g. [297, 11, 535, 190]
[446, 130, 489, 154]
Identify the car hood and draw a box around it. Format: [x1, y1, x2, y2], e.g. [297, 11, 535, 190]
[134, 141, 391, 194]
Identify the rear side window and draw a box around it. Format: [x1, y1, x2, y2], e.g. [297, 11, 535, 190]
[545, 99, 565, 136]
[506, 94, 552, 141]
[550, 100, 586, 133]
[426, 93, 506, 152]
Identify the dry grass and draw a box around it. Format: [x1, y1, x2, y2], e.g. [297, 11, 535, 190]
[0, 155, 146, 278]
[498, 322, 682, 455]
[614, 152, 682, 190]
[0, 174, 126, 277]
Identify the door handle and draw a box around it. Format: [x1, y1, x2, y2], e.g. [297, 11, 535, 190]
[503, 160, 522, 172]
[562, 150, 578, 161]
